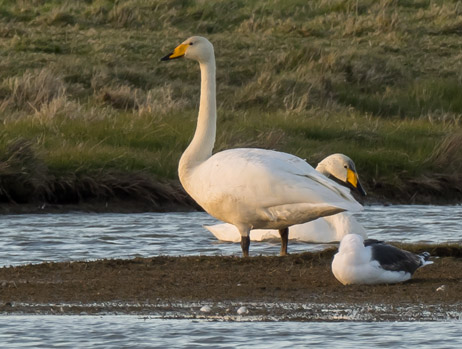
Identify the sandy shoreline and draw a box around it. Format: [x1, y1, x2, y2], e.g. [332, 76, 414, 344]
[0, 246, 460, 321]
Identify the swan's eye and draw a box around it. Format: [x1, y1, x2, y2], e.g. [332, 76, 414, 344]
[344, 165, 348, 169]
[189, 42, 194, 45]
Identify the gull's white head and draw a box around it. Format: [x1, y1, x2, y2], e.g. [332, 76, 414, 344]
[338, 233, 365, 254]
[161, 36, 214, 64]
[316, 153, 366, 196]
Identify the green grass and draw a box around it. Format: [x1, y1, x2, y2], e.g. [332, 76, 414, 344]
[0, 0, 461, 205]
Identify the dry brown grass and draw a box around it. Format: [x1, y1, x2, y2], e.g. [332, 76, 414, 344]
[394, 132, 462, 202]
[0, 68, 67, 114]
[0, 138, 50, 203]
[427, 131, 462, 172]
[0, 138, 195, 208]
[0, 0, 461, 207]
[48, 171, 195, 209]
[97, 84, 188, 115]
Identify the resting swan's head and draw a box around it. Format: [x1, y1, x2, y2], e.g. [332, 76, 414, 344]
[161, 36, 214, 64]
[316, 154, 366, 196]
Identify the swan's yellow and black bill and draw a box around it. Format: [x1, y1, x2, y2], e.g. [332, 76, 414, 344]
[161, 43, 188, 61]
[347, 168, 367, 196]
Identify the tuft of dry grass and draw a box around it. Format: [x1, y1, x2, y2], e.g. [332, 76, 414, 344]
[47, 170, 196, 209]
[99, 85, 140, 110]
[0, 138, 196, 208]
[426, 131, 462, 172]
[0, 138, 50, 203]
[97, 84, 189, 115]
[0, 68, 67, 114]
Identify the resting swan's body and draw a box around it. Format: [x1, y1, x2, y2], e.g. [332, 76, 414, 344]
[205, 212, 366, 243]
[162, 36, 364, 256]
[205, 154, 367, 243]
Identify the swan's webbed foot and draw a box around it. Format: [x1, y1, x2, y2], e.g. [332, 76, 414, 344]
[240, 235, 250, 257]
[279, 227, 289, 256]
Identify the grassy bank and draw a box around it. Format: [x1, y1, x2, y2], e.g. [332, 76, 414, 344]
[0, 0, 461, 208]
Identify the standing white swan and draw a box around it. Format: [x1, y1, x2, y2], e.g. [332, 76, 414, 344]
[161, 36, 363, 257]
[205, 154, 367, 243]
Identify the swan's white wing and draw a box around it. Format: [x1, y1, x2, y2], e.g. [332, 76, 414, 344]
[205, 221, 331, 242]
[191, 148, 362, 228]
[204, 223, 280, 242]
[205, 212, 366, 243]
[288, 219, 336, 242]
[204, 223, 241, 242]
[215, 148, 360, 208]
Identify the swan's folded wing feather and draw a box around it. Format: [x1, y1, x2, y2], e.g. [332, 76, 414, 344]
[200, 148, 362, 212]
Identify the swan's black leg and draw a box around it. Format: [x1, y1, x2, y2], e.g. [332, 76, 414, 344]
[279, 228, 289, 256]
[240, 235, 250, 257]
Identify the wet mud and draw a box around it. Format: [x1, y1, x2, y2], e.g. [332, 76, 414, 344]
[0, 247, 461, 321]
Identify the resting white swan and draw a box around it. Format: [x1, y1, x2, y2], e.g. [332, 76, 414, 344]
[205, 154, 367, 243]
[205, 212, 366, 243]
[332, 234, 433, 285]
[161, 36, 363, 257]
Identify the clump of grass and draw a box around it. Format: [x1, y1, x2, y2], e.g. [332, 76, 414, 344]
[0, 138, 49, 203]
[107, 1, 140, 28]
[427, 131, 462, 172]
[140, 86, 190, 115]
[34, 96, 83, 120]
[384, 130, 462, 203]
[0, 137, 195, 208]
[37, 2, 79, 26]
[0, 68, 67, 114]
[48, 170, 196, 209]
[97, 84, 188, 114]
[99, 85, 140, 110]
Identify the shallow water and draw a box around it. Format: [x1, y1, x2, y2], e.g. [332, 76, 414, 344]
[0, 316, 461, 348]
[0, 205, 461, 266]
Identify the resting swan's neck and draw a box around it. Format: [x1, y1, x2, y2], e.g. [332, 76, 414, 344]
[178, 58, 216, 186]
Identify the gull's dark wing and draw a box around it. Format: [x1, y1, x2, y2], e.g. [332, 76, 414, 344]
[367, 241, 422, 274]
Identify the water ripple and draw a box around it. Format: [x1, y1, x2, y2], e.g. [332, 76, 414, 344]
[0, 316, 460, 348]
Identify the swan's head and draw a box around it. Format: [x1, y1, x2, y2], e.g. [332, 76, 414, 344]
[338, 233, 365, 254]
[161, 36, 214, 64]
[316, 153, 366, 196]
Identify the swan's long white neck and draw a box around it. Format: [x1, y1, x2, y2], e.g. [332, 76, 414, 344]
[178, 58, 216, 186]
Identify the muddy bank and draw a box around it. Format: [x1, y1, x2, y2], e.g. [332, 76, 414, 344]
[0, 246, 460, 320]
[0, 199, 198, 215]
[0, 191, 460, 216]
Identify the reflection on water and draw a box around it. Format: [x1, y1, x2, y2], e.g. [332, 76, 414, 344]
[0, 316, 461, 348]
[0, 205, 460, 266]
